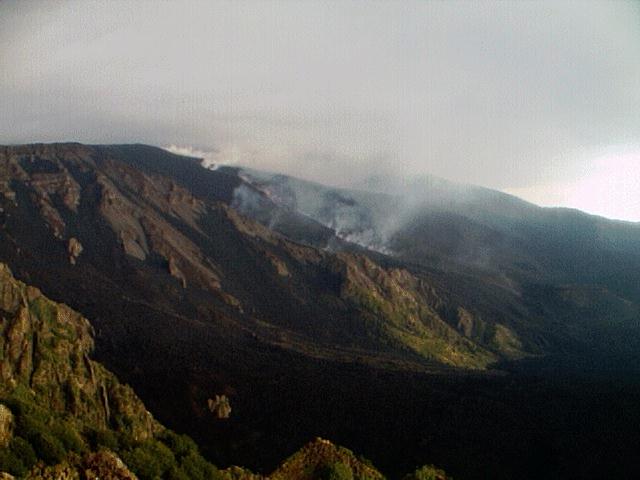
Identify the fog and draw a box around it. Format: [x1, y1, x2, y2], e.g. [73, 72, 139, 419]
[1, 0, 639, 220]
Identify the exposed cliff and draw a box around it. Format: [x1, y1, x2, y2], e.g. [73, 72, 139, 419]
[0, 263, 219, 479]
[0, 263, 159, 442]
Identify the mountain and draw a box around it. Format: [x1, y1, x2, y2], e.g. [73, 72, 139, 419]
[233, 166, 640, 297]
[224, 165, 640, 360]
[1, 143, 640, 479]
[1, 261, 449, 479]
[0, 143, 508, 370]
[0, 262, 219, 479]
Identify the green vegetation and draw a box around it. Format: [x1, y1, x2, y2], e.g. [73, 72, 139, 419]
[0, 393, 222, 479]
[0, 263, 222, 479]
[0, 436, 37, 476]
[344, 270, 495, 369]
[87, 428, 120, 451]
[270, 438, 386, 480]
[318, 461, 354, 480]
[402, 464, 451, 480]
[2, 396, 82, 470]
[121, 438, 176, 479]
[120, 433, 222, 480]
[28, 297, 58, 326]
[0, 397, 76, 473]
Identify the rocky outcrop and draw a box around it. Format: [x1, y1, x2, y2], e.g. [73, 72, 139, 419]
[221, 465, 264, 480]
[0, 405, 13, 448]
[0, 146, 83, 239]
[0, 145, 222, 294]
[334, 253, 498, 368]
[24, 450, 137, 480]
[96, 166, 224, 293]
[0, 264, 231, 479]
[0, 263, 159, 441]
[67, 238, 83, 265]
[207, 395, 232, 419]
[270, 438, 385, 480]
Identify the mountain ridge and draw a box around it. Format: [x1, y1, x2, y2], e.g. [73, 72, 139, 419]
[2, 142, 640, 479]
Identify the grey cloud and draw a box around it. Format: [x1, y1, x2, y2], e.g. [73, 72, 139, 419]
[1, 0, 639, 219]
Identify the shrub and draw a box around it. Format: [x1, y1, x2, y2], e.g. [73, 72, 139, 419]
[15, 409, 48, 440]
[180, 450, 222, 480]
[30, 431, 66, 465]
[318, 461, 354, 480]
[29, 297, 57, 325]
[166, 465, 191, 480]
[0, 436, 38, 475]
[10, 436, 38, 469]
[159, 430, 198, 458]
[51, 420, 86, 453]
[0, 449, 25, 476]
[403, 464, 451, 480]
[87, 428, 120, 451]
[156, 429, 222, 480]
[121, 439, 177, 480]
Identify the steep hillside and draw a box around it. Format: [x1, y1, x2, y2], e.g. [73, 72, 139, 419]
[0, 263, 220, 479]
[0, 143, 497, 369]
[0, 142, 501, 474]
[2, 143, 640, 480]
[234, 167, 640, 301]
[231, 166, 640, 356]
[1, 262, 456, 480]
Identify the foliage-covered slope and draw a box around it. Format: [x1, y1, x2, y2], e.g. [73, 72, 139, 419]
[270, 437, 384, 480]
[0, 263, 221, 479]
[0, 262, 453, 480]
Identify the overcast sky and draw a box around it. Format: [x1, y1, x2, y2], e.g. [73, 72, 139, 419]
[1, 0, 639, 221]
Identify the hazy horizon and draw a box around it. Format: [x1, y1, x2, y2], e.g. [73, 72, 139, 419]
[1, 0, 639, 221]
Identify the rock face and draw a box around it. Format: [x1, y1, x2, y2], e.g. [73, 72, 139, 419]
[208, 395, 232, 419]
[0, 406, 13, 449]
[0, 263, 159, 442]
[67, 238, 83, 265]
[0, 263, 228, 479]
[335, 253, 498, 368]
[81, 450, 138, 480]
[0, 142, 514, 374]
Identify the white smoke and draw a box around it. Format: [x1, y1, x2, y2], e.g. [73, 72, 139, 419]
[235, 169, 398, 254]
[162, 145, 220, 169]
[164, 144, 265, 173]
[231, 184, 265, 215]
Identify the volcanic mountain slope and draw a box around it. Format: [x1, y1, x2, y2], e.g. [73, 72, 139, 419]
[1, 262, 441, 480]
[2, 143, 640, 479]
[0, 142, 508, 472]
[233, 166, 640, 298]
[227, 166, 640, 356]
[0, 262, 219, 479]
[0, 143, 502, 370]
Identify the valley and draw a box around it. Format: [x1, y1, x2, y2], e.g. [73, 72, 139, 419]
[1, 143, 639, 479]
